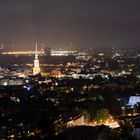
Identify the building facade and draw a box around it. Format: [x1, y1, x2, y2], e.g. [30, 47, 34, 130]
[33, 42, 41, 75]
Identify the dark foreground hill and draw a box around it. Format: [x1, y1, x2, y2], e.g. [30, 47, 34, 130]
[53, 125, 119, 140]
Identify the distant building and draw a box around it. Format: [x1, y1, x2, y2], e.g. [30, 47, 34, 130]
[45, 47, 51, 56]
[33, 42, 41, 75]
[67, 115, 85, 127]
[0, 43, 5, 54]
[41, 71, 50, 77]
[51, 69, 61, 78]
[0, 78, 24, 86]
[127, 96, 140, 106]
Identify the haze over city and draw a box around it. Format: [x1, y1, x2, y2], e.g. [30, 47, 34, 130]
[1, 1, 140, 139]
[0, 0, 140, 50]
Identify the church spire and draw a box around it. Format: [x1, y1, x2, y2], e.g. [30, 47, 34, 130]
[33, 42, 41, 75]
[35, 42, 38, 59]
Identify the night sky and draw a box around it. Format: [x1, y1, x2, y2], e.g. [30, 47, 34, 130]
[0, 0, 140, 50]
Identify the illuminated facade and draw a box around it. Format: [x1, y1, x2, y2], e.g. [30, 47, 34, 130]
[128, 96, 140, 106]
[33, 42, 41, 75]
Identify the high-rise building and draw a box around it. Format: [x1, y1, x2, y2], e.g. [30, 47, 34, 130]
[0, 43, 5, 53]
[45, 47, 51, 56]
[33, 42, 41, 75]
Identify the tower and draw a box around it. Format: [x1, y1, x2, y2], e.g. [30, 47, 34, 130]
[33, 42, 41, 75]
[45, 47, 51, 56]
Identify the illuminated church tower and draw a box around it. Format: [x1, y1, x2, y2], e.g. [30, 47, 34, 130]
[33, 42, 41, 75]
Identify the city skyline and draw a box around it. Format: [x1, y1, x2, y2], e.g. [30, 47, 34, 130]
[0, 0, 140, 50]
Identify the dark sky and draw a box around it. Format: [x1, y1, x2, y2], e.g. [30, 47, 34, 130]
[0, 0, 140, 50]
